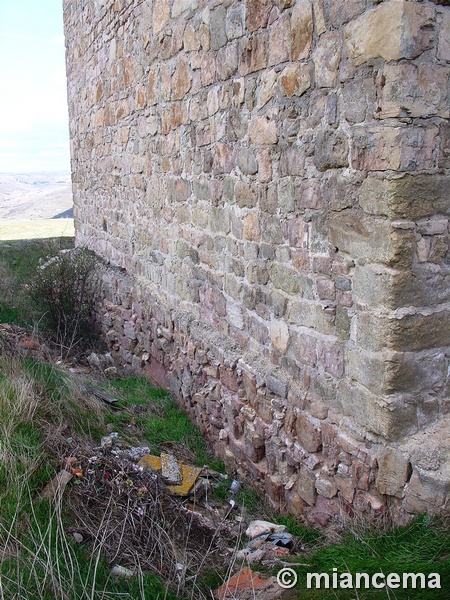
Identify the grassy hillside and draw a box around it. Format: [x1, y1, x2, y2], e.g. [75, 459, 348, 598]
[0, 218, 74, 241]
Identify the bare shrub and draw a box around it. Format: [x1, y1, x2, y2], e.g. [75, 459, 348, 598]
[27, 247, 99, 355]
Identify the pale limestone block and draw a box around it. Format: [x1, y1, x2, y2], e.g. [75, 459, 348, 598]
[377, 64, 450, 119]
[172, 0, 198, 19]
[171, 57, 191, 100]
[268, 12, 290, 66]
[315, 476, 338, 499]
[227, 300, 245, 330]
[344, 0, 435, 65]
[184, 23, 201, 52]
[270, 319, 290, 352]
[376, 448, 411, 498]
[312, 0, 326, 35]
[153, 0, 170, 34]
[249, 116, 278, 145]
[256, 69, 278, 110]
[243, 212, 261, 241]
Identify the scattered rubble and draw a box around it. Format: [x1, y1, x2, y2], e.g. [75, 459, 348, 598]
[214, 567, 296, 600]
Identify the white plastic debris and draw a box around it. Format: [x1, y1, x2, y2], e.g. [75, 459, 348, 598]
[111, 565, 134, 578]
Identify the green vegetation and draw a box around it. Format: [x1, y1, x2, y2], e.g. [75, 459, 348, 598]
[0, 237, 74, 327]
[286, 515, 450, 599]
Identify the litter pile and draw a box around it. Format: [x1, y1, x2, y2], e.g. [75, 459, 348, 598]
[42, 430, 305, 598]
[63, 441, 234, 589]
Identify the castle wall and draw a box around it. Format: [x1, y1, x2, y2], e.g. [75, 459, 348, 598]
[64, 0, 450, 523]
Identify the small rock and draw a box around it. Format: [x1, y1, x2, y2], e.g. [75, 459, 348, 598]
[72, 532, 84, 543]
[245, 520, 287, 540]
[127, 446, 152, 460]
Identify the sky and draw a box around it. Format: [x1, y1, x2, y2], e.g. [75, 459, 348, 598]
[0, 0, 71, 173]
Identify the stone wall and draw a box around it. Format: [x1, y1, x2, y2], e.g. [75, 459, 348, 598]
[64, 0, 450, 524]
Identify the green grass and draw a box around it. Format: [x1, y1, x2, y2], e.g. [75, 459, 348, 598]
[0, 357, 181, 600]
[283, 515, 450, 599]
[101, 376, 225, 471]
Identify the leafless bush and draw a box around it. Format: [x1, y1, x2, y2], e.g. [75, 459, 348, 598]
[28, 247, 99, 356]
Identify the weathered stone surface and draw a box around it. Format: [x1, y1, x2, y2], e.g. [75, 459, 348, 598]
[437, 11, 450, 61]
[268, 13, 291, 66]
[295, 412, 322, 452]
[270, 319, 290, 352]
[359, 174, 450, 221]
[171, 57, 191, 100]
[315, 476, 338, 499]
[291, 0, 313, 60]
[297, 466, 317, 506]
[65, 0, 450, 523]
[376, 448, 411, 498]
[210, 5, 227, 51]
[249, 116, 278, 145]
[314, 130, 348, 171]
[172, 0, 198, 18]
[356, 311, 450, 354]
[153, 0, 170, 33]
[279, 64, 310, 97]
[226, 4, 245, 40]
[376, 64, 450, 119]
[344, 0, 435, 65]
[312, 34, 341, 88]
[247, 0, 272, 32]
[338, 380, 418, 440]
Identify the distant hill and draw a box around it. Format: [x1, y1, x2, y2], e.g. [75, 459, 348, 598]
[0, 171, 73, 219]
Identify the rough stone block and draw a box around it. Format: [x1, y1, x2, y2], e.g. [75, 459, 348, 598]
[240, 33, 268, 75]
[172, 0, 198, 18]
[376, 448, 411, 498]
[377, 64, 450, 119]
[359, 174, 450, 221]
[295, 412, 322, 452]
[279, 64, 311, 97]
[268, 13, 291, 66]
[288, 300, 335, 336]
[403, 468, 449, 514]
[346, 346, 446, 396]
[338, 380, 417, 440]
[312, 34, 342, 88]
[297, 466, 317, 506]
[315, 476, 338, 499]
[270, 319, 290, 352]
[314, 129, 349, 171]
[344, 0, 435, 65]
[329, 213, 415, 269]
[291, 0, 313, 60]
[249, 116, 278, 145]
[226, 4, 245, 40]
[356, 310, 450, 353]
[210, 5, 227, 50]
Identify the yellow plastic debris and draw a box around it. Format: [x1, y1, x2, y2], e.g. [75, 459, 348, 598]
[138, 454, 201, 496]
